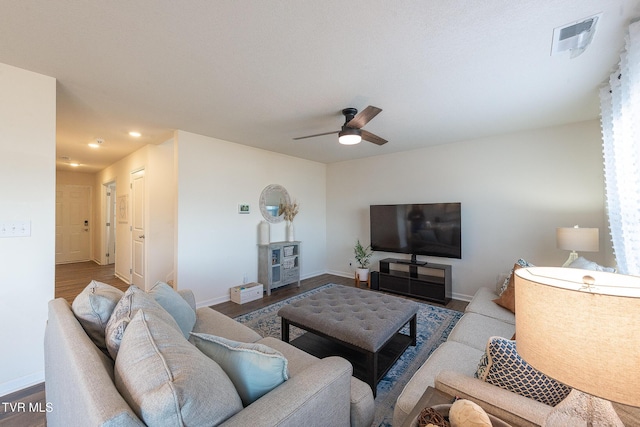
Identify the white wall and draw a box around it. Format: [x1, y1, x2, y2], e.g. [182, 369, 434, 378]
[95, 141, 175, 288]
[147, 139, 176, 285]
[96, 147, 149, 281]
[327, 120, 609, 300]
[175, 131, 326, 306]
[0, 63, 56, 395]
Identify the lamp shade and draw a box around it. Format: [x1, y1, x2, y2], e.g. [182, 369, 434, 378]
[514, 267, 640, 407]
[556, 226, 599, 252]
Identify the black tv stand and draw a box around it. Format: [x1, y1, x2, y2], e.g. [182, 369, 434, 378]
[395, 259, 428, 266]
[378, 258, 452, 304]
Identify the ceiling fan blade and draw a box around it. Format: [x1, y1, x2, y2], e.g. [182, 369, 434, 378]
[361, 130, 387, 146]
[346, 106, 382, 129]
[293, 130, 339, 140]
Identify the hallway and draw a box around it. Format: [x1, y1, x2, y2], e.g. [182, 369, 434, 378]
[55, 261, 129, 304]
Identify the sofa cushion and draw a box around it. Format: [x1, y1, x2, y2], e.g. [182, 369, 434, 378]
[148, 281, 196, 338]
[393, 341, 484, 427]
[464, 288, 515, 325]
[115, 310, 243, 426]
[475, 336, 571, 407]
[568, 256, 616, 273]
[71, 281, 124, 352]
[105, 285, 182, 359]
[448, 313, 515, 352]
[191, 333, 289, 406]
[259, 336, 375, 427]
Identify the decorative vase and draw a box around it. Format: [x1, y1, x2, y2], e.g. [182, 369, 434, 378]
[357, 268, 369, 282]
[258, 221, 270, 245]
[286, 220, 295, 242]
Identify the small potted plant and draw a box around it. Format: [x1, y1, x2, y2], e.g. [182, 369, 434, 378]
[354, 239, 373, 281]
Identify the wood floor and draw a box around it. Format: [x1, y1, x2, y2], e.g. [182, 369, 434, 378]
[211, 273, 468, 316]
[0, 262, 467, 427]
[54, 261, 129, 304]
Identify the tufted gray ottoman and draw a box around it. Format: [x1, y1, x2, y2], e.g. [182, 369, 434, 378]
[278, 284, 420, 396]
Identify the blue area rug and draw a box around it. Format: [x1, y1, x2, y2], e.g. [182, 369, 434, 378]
[234, 283, 463, 427]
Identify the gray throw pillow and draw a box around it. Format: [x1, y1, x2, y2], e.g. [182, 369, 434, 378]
[71, 280, 124, 352]
[115, 310, 243, 426]
[147, 281, 196, 338]
[104, 285, 182, 359]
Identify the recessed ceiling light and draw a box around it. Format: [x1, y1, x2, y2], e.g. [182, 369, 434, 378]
[129, 131, 141, 137]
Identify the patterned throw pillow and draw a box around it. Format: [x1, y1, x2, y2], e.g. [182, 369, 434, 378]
[105, 285, 182, 359]
[475, 336, 571, 406]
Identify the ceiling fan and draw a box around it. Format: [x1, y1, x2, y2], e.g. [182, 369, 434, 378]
[293, 106, 387, 146]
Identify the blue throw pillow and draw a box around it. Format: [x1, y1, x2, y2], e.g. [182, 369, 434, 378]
[475, 336, 571, 406]
[190, 333, 289, 406]
[148, 281, 196, 339]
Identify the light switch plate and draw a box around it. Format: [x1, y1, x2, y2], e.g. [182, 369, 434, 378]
[0, 221, 31, 237]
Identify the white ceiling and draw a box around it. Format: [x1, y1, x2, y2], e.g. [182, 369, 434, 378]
[1, 1, 639, 173]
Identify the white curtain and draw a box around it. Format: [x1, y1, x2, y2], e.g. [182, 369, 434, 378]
[599, 20, 640, 275]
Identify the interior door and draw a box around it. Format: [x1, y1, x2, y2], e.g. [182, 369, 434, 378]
[55, 185, 91, 264]
[131, 170, 145, 287]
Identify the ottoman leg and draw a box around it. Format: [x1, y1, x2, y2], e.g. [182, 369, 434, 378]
[367, 351, 378, 398]
[410, 314, 417, 346]
[281, 318, 290, 342]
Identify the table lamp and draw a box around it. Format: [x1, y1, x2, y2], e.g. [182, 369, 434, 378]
[556, 226, 599, 267]
[515, 267, 640, 426]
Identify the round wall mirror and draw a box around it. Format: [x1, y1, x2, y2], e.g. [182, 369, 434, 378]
[259, 184, 291, 223]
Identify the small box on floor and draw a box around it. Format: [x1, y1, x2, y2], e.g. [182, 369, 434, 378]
[230, 282, 264, 304]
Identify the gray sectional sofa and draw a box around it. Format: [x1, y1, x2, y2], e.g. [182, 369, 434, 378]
[44, 285, 374, 427]
[393, 286, 640, 427]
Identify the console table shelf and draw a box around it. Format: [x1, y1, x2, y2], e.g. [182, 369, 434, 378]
[378, 258, 451, 304]
[258, 241, 301, 296]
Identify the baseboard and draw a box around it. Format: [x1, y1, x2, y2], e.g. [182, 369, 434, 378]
[196, 295, 228, 309]
[0, 371, 44, 399]
[451, 292, 473, 302]
[197, 270, 330, 308]
[114, 271, 130, 284]
[325, 269, 352, 279]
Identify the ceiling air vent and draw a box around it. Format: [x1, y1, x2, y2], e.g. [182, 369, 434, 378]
[551, 13, 602, 58]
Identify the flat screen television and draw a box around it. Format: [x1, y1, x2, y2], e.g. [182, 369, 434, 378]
[370, 203, 462, 263]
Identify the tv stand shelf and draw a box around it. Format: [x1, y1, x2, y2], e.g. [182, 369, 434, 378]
[378, 258, 451, 304]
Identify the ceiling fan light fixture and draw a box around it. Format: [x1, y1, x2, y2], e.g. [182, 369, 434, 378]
[338, 127, 362, 145]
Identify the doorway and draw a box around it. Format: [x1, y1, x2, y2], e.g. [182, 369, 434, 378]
[55, 185, 91, 264]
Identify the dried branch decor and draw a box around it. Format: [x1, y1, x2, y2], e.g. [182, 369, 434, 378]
[278, 200, 299, 222]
